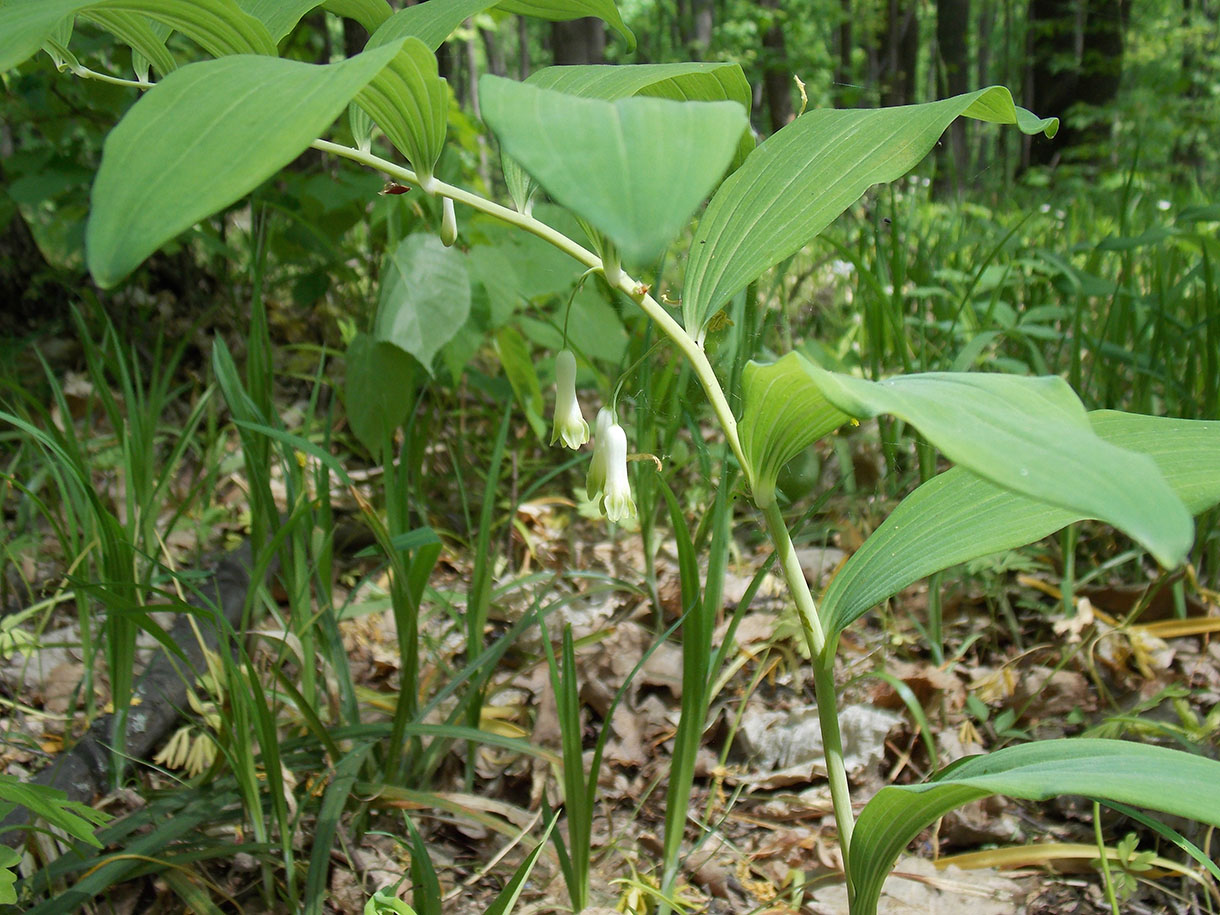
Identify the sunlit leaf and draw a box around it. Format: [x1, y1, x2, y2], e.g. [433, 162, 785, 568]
[822, 410, 1220, 638]
[368, 0, 496, 51]
[321, 0, 392, 32]
[355, 36, 449, 181]
[850, 739, 1220, 915]
[87, 44, 402, 286]
[737, 352, 1191, 570]
[480, 75, 747, 266]
[0, 0, 277, 72]
[682, 87, 1058, 336]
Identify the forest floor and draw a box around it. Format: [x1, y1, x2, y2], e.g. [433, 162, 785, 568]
[2, 325, 1219, 914]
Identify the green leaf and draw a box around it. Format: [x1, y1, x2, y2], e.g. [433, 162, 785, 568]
[0, 846, 17, 905]
[494, 326, 546, 441]
[345, 332, 417, 458]
[233, 0, 321, 42]
[321, 0, 392, 32]
[479, 75, 748, 266]
[374, 233, 471, 373]
[681, 87, 1058, 336]
[86, 44, 401, 287]
[496, 0, 633, 50]
[0, 773, 109, 847]
[737, 353, 1192, 570]
[368, 0, 496, 52]
[527, 61, 755, 169]
[850, 739, 1220, 915]
[355, 37, 449, 182]
[0, 0, 277, 71]
[739, 352, 850, 508]
[84, 10, 177, 76]
[822, 410, 1220, 638]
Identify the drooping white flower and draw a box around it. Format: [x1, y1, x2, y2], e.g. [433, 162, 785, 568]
[550, 350, 588, 450]
[585, 407, 614, 503]
[600, 421, 636, 523]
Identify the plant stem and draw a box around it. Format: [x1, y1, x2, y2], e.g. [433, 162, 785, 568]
[309, 139, 749, 474]
[761, 501, 856, 891]
[315, 135, 852, 894]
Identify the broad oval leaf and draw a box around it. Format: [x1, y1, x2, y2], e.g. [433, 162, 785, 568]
[355, 37, 449, 182]
[495, 0, 634, 51]
[527, 61, 755, 170]
[0, 0, 276, 71]
[821, 411, 1220, 638]
[87, 44, 402, 287]
[374, 233, 471, 374]
[681, 87, 1058, 337]
[850, 739, 1220, 915]
[737, 353, 1192, 569]
[480, 75, 748, 266]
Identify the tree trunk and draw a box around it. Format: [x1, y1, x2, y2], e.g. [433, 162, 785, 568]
[935, 0, 971, 196]
[691, 0, 714, 58]
[1026, 0, 1126, 166]
[879, 0, 920, 106]
[551, 17, 606, 65]
[760, 0, 793, 132]
[834, 0, 857, 106]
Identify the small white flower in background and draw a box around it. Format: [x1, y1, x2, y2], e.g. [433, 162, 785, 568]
[830, 259, 854, 278]
[1157, 199, 1171, 212]
[550, 349, 588, 449]
[586, 407, 614, 503]
[600, 421, 636, 523]
[1039, 203, 1052, 214]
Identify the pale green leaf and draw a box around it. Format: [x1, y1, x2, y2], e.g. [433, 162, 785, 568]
[737, 353, 1192, 569]
[87, 44, 402, 287]
[0, 0, 276, 71]
[374, 233, 471, 373]
[355, 36, 449, 181]
[368, 0, 497, 51]
[480, 75, 747, 266]
[495, 0, 634, 50]
[527, 61, 755, 168]
[739, 352, 850, 507]
[850, 739, 1220, 915]
[822, 410, 1220, 638]
[321, 0, 392, 32]
[681, 87, 1057, 336]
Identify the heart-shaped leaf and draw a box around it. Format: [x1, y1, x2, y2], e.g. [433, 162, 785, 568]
[821, 410, 1220, 639]
[480, 75, 747, 266]
[850, 739, 1220, 915]
[374, 233, 471, 373]
[682, 87, 1058, 336]
[87, 43, 402, 286]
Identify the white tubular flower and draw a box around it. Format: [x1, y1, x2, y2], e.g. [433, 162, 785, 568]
[586, 407, 614, 502]
[550, 350, 588, 449]
[601, 421, 636, 523]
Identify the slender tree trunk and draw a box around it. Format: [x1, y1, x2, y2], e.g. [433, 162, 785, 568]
[975, 0, 995, 176]
[877, 0, 920, 106]
[551, 17, 606, 65]
[517, 15, 530, 79]
[834, 0, 856, 106]
[692, 0, 714, 58]
[935, 0, 971, 196]
[760, 0, 793, 132]
[480, 26, 507, 77]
